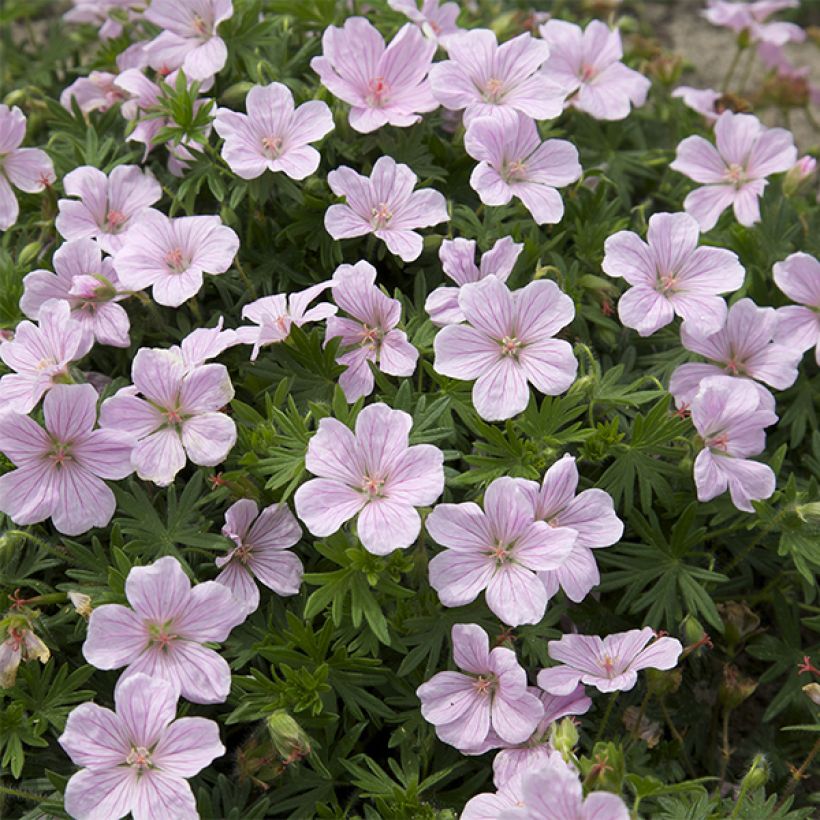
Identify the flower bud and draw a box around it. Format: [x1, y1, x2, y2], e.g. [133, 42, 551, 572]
[18, 241, 42, 267]
[265, 710, 311, 763]
[646, 667, 682, 696]
[718, 601, 760, 651]
[740, 754, 769, 791]
[550, 717, 580, 760]
[794, 501, 820, 523]
[802, 683, 820, 706]
[719, 664, 757, 709]
[682, 614, 705, 646]
[68, 591, 93, 619]
[784, 156, 817, 196]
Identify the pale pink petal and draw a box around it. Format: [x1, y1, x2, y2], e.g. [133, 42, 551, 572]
[683, 184, 737, 231]
[152, 717, 225, 776]
[671, 135, 727, 184]
[83, 604, 147, 669]
[63, 767, 137, 820]
[132, 428, 186, 486]
[131, 770, 198, 820]
[485, 563, 548, 625]
[356, 498, 421, 554]
[174, 580, 245, 642]
[59, 702, 129, 768]
[294, 478, 366, 537]
[473, 357, 531, 420]
[180, 412, 236, 466]
[428, 549, 495, 607]
[617, 286, 675, 336]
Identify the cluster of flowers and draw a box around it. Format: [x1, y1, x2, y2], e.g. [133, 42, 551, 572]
[0, 0, 816, 816]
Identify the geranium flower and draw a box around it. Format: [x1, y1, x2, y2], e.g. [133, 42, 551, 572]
[99, 347, 236, 486]
[539, 20, 651, 121]
[60, 71, 127, 114]
[0, 384, 135, 535]
[690, 375, 778, 511]
[416, 623, 544, 750]
[214, 82, 334, 180]
[294, 402, 444, 555]
[433, 275, 577, 421]
[56, 165, 162, 254]
[144, 0, 234, 80]
[215, 499, 303, 614]
[59, 673, 225, 819]
[602, 211, 745, 337]
[672, 86, 723, 124]
[63, 0, 142, 39]
[703, 0, 805, 46]
[387, 0, 461, 45]
[773, 252, 820, 365]
[494, 757, 630, 820]
[516, 455, 623, 605]
[173, 316, 239, 371]
[429, 29, 564, 125]
[112, 210, 239, 307]
[425, 236, 523, 326]
[0, 299, 92, 414]
[462, 773, 526, 820]
[426, 477, 575, 626]
[670, 110, 796, 231]
[83, 556, 246, 703]
[311, 18, 437, 133]
[538, 627, 682, 694]
[0, 104, 56, 231]
[669, 298, 799, 409]
[464, 110, 581, 225]
[20, 238, 130, 349]
[324, 156, 448, 262]
[325, 261, 417, 402]
[238, 282, 336, 360]
[0, 623, 50, 688]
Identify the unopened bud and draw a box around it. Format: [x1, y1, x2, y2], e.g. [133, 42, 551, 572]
[646, 667, 682, 696]
[794, 501, 820, 524]
[803, 683, 820, 706]
[550, 716, 580, 760]
[266, 710, 311, 763]
[19, 241, 42, 267]
[784, 156, 817, 196]
[718, 601, 760, 650]
[719, 664, 757, 709]
[740, 753, 769, 791]
[683, 615, 705, 646]
[68, 591, 93, 619]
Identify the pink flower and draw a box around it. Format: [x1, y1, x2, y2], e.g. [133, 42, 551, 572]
[602, 211, 745, 337]
[21, 238, 131, 349]
[63, 0, 141, 39]
[493, 758, 630, 820]
[311, 18, 437, 133]
[690, 375, 777, 511]
[56, 165, 162, 254]
[433, 276, 577, 421]
[538, 627, 682, 694]
[99, 347, 236, 486]
[60, 71, 128, 114]
[464, 110, 581, 225]
[0, 105, 55, 231]
[324, 156, 448, 262]
[672, 86, 723, 124]
[174, 316, 239, 371]
[416, 623, 544, 750]
[112, 210, 239, 307]
[294, 402, 444, 555]
[539, 20, 651, 121]
[669, 298, 799, 409]
[773, 252, 820, 365]
[426, 477, 575, 626]
[238, 282, 336, 361]
[429, 29, 564, 125]
[425, 236, 523, 326]
[325, 261, 418, 402]
[462, 773, 526, 820]
[387, 0, 461, 46]
[516, 455, 623, 605]
[0, 299, 93, 414]
[0, 384, 135, 536]
[0, 624, 50, 688]
[215, 499, 303, 614]
[59, 673, 224, 820]
[214, 83, 333, 180]
[83, 556, 246, 703]
[670, 110, 797, 231]
[703, 1, 805, 46]
[144, 0, 233, 80]
[463, 685, 591, 788]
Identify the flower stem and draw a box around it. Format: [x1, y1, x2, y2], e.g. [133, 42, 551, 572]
[773, 736, 820, 812]
[594, 692, 619, 746]
[721, 45, 745, 93]
[0, 784, 44, 802]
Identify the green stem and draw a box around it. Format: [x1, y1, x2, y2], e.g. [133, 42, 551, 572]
[722, 510, 786, 576]
[234, 258, 257, 299]
[738, 47, 757, 96]
[4, 530, 66, 562]
[0, 784, 45, 802]
[721, 45, 746, 93]
[773, 736, 820, 812]
[187, 297, 203, 323]
[20, 592, 67, 608]
[659, 698, 697, 779]
[717, 709, 733, 792]
[624, 691, 653, 753]
[594, 692, 619, 746]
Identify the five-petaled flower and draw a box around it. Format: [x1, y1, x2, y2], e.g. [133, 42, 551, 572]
[83, 556, 247, 703]
[59, 672, 225, 820]
[773, 252, 820, 365]
[294, 402, 444, 555]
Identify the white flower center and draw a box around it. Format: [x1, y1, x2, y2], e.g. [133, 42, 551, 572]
[261, 135, 284, 159]
[165, 248, 190, 274]
[366, 77, 390, 108]
[370, 202, 393, 229]
[483, 77, 505, 103]
[127, 746, 153, 770]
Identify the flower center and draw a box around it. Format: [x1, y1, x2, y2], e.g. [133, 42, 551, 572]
[148, 622, 178, 651]
[370, 202, 393, 229]
[499, 336, 522, 357]
[473, 674, 497, 696]
[366, 76, 390, 107]
[127, 746, 153, 769]
[165, 248, 189, 274]
[580, 62, 597, 82]
[724, 357, 743, 376]
[489, 540, 511, 565]
[48, 442, 73, 469]
[656, 271, 679, 293]
[725, 162, 746, 186]
[192, 13, 210, 36]
[502, 159, 528, 183]
[105, 209, 127, 231]
[35, 356, 58, 371]
[233, 543, 254, 564]
[361, 475, 385, 498]
[261, 135, 284, 158]
[708, 433, 730, 451]
[360, 323, 384, 350]
[601, 654, 617, 676]
[482, 77, 505, 103]
[165, 407, 185, 426]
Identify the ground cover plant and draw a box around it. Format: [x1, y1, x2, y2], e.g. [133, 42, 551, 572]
[0, 0, 819, 817]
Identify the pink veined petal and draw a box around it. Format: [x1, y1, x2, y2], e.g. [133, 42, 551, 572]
[436, 703, 492, 750]
[174, 580, 246, 642]
[215, 560, 260, 613]
[630, 636, 683, 673]
[180, 411, 237, 466]
[536, 664, 585, 696]
[59, 702, 130, 768]
[458, 275, 515, 336]
[530, 454, 579, 519]
[517, 338, 577, 396]
[547, 633, 608, 676]
[464, 115, 506, 165]
[132, 428, 187, 486]
[376, 227, 424, 262]
[50, 463, 117, 536]
[670, 292, 729, 337]
[513, 521, 576, 571]
[433, 324, 501, 379]
[183, 36, 228, 81]
[683, 184, 737, 231]
[775, 305, 820, 353]
[324, 203, 372, 239]
[99, 394, 163, 439]
[514, 279, 575, 339]
[0, 174, 20, 230]
[379, 330, 418, 376]
[152, 716, 225, 777]
[546, 543, 601, 603]
[356, 498, 421, 554]
[42, 383, 97, 440]
[559, 489, 624, 548]
[485, 563, 548, 625]
[130, 769, 198, 820]
[294, 478, 367, 537]
[63, 767, 138, 820]
[383, 443, 444, 506]
[602, 230, 657, 287]
[354, 403, 413, 475]
[773, 252, 820, 306]
[248, 549, 303, 597]
[425, 502, 493, 551]
[428, 549, 495, 607]
[714, 111, 761, 166]
[670, 135, 727, 184]
[512, 181, 565, 225]
[83, 604, 147, 669]
[0, 410, 49, 465]
[179, 363, 234, 413]
[115, 672, 178, 748]
[617, 286, 676, 336]
[3, 147, 55, 192]
[131, 348, 184, 408]
[472, 356, 531, 421]
[491, 688, 544, 744]
[451, 623, 490, 674]
[676, 245, 746, 294]
[304, 416, 365, 484]
[470, 163, 513, 207]
[125, 556, 192, 623]
[417, 670, 480, 725]
[151, 265, 205, 307]
[0, 461, 57, 528]
[581, 791, 630, 820]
